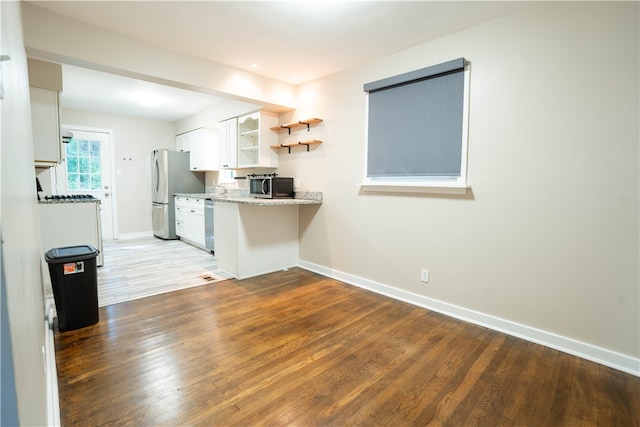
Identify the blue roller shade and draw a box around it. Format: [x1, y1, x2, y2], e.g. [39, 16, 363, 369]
[365, 58, 466, 177]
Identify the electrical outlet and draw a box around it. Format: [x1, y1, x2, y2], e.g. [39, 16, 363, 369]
[420, 268, 430, 283]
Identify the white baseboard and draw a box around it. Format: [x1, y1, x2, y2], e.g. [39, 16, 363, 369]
[298, 260, 640, 377]
[45, 304, 61, 426]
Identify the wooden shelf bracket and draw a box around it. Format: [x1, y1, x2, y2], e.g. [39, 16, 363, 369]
[271, 118, 323, 135]
[270, 139, 322, 154]
[299, 120, 313, 132]
[299, 141, 311, 152]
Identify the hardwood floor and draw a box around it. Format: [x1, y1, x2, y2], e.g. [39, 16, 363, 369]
[54, 268, 640, 426]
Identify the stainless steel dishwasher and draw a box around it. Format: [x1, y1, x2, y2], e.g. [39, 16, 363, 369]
[204, 199, 214, 253]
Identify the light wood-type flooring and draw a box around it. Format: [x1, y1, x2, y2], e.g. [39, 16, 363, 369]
[44, 236, 230, 309]
[97, 236, 231, 307]
[54, 265, 639, 426]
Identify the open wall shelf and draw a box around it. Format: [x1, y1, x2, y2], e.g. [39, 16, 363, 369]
[270, 140, 322, 153]
[270, 118, 323, 134]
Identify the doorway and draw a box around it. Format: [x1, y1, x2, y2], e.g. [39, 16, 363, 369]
[54, 128, 117, 239]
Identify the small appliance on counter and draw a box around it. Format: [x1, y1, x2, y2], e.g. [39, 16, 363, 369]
[248, 173, 294, 199]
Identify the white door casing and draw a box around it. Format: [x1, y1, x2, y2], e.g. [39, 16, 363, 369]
[54, 127, 117, 239]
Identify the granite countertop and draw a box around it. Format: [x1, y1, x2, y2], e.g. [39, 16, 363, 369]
[174, 191, 322, 206]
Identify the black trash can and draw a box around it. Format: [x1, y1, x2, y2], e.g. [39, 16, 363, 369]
[45, 245, 99, 332]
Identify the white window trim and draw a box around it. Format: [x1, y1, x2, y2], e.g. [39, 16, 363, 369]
[360, 62, 471, 195]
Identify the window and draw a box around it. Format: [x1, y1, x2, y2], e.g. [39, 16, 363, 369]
[362, 58, 469, 193]
[218, 169, 236, 184]
[65, 137, 102, 191]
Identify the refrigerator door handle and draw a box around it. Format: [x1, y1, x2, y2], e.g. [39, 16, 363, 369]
[152, 151, 159, 197]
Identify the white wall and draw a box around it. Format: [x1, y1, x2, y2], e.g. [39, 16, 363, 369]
[1, 1, 48, 424]
[21, 2, 296, 111]
[61, 109, 176, 236]
[280, 2, 639, 369]
[19, 1, 639, 373]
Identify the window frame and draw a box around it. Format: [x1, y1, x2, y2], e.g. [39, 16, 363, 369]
[65, 137, 103, 191]
[360, 59, 471, 194]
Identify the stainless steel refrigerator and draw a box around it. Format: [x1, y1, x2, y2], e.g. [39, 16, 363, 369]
[152, 149, 204, 239]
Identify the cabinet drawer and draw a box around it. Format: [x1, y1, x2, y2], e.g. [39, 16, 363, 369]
[175, 206, 186, 221]
[174, 197, 188, 208]
[176, 220, 185, 237]
[184, 198, 204, 211]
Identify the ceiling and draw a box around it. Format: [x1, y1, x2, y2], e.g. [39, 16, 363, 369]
[28, 1, 532, 122]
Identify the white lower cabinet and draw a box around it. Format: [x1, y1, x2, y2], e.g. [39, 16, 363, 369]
[174, 196, 206, 249]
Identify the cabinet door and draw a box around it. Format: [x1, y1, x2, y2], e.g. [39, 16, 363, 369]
[201, 128, 219, 170]
[189, 130, 203, 171]
[30, 87, 61, 167]
[190, 208, 205, 247]
[180, 128, 219, 171]
[190, 128, 218, 171]
[218, 118, 237, 169]
[176, 133, 189, 152]
[176, 219, 185, 237]
[183, 200, 205, 247]
[175, 197, 185, 237]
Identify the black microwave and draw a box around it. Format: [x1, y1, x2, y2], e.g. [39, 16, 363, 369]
[249, 175, 294, 199]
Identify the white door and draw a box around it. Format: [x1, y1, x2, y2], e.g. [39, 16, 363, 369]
[54, 129, 116, 239]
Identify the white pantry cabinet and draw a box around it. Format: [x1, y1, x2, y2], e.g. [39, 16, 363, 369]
[176, 128, 218, 171]
[217, 117, 238, 169]
[175, 196, 206, 248]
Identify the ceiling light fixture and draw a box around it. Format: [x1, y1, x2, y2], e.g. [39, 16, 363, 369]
[251, 63, 258, 69]
[133, 91, 164, 107]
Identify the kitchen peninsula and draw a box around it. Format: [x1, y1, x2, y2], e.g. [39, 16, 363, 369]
[176, 191, 322, 279]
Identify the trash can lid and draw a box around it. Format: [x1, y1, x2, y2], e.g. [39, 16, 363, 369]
[45, 245, 99, 263]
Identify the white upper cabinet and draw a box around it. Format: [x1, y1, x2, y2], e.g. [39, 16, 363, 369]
[218, 117, 238, 169]
[28, 58, 63, 168]
[176, 131, 192, 153]
[30, 87, 62, 167]
[237, 111, 278, 168]
[176, 128, 218, 171]
[190, 128, 218, 171]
